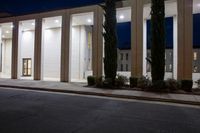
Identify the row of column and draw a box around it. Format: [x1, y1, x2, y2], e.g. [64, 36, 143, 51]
[10, 0, 193, 82]
[11, 7, 104, 82]
[132, 0, 193, 80]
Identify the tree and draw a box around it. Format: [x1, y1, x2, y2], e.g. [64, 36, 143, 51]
[150, 0, 166, 83]
[102, 0, 118, 84]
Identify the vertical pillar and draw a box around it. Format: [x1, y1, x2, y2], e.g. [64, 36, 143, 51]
[131, 0, 144, 78]
[60, 12, 70, 82]
[92, 8, 99, 77]
[0, 26, 2, 72]
[173, 15, 178, 79]
[177, 0, 193, 80]
[34, 18, 42, 80]
[143, 19, 147, 76]
[11, 20, 19, 79]
[96, 6, 103, 78]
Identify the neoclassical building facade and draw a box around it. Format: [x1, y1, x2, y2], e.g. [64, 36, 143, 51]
[0, 0, 199, 84]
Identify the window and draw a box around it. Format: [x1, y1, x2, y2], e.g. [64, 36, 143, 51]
[194, 66, 198, 73]
[169, 52, 172, 57]
[126, 64, 128, 71]
[126, 53, 128, 61]
[121, 53, 123, 60]
[169, 64, 172, 72]
[23, 58, 32, 76]
[194, 52, 197, 61]
[121, 64, 123, 71]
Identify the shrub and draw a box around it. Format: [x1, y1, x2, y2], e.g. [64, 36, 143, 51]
[195, 79, 200, 89]
[115, 75, 128, 88]
[96, 76, 104, 88]
[130, 77, 138, 88]
[103, 78, 113, 88]
[137, 76, 152, 90]
[87, 76, 96, 86]
[152, 80, 166, 91]
[181, 80, 193, 92]
[165, 79, 180, 92]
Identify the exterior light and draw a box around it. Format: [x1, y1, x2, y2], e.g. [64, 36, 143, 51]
[119, 15, 125, 20]
[55, 20, 59, 23]
[31, 22, 35, 26]
[87, 19, 92, 23]
[10, 25, 14, 28]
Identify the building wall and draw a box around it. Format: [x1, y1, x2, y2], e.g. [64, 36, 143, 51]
[117, 49, 131, 71]
[193, 49, 200, 85]
[18, 30, 35, 79]
[42, 28, 61, 81]
[0, 39, 12, 78]
[70, 25, 93, 81]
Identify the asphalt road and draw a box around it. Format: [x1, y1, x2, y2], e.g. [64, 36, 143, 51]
[0, 87, 199, 133]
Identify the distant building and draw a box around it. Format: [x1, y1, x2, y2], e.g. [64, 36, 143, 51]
[117, 49, 131, 72]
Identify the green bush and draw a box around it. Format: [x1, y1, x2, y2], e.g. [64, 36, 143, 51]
[115, 75, 128, 88]
[87, 76, 96, 86]
[137, 76, 152, 90]
[181, 80, 193, 92]
[166, 79, 180, 92]
[103, 78, 113, 88]
[96, 76, 104, 88]
[152, 80, 166, 91]
[130, 77, 138, 88]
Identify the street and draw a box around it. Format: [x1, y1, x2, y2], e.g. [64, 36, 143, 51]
[0, 87, 199, 133]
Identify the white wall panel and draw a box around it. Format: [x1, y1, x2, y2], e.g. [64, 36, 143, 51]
[43, 28, 61, 81]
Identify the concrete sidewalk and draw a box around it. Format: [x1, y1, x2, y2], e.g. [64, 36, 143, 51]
[0, 79, 200, 106]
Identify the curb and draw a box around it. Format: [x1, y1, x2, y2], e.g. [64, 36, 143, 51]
[0, 85, 200, 106]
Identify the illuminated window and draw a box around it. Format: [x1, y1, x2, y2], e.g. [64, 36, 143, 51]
[194, 52, 197, 60]
[23, 58, 32, 76]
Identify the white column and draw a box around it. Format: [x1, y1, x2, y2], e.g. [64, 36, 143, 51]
[143, 19, 147, 76]
[131, 0, 144, 78]
[173, 15, 178, 79]
[11, 21, 19, 79]
[0, 26, 2, 73]
[34, 18, 42, 80]
[177, 0, 193, 80]
[61, 12, 70, 82]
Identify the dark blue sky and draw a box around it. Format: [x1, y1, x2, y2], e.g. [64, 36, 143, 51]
[147, 17, 174, 49]
[0, 0, 104, 15]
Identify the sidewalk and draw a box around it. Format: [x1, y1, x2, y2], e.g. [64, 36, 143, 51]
[0, 79, 200, 106]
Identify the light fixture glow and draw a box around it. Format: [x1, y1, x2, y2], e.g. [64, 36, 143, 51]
[10, 25, 14, 28]
[119, 15, 125, 20]
[31, 22, 35, 26]
[6, 31, 10, 34]
[55, 20, 59, 23]
[87, 19, 92, 23]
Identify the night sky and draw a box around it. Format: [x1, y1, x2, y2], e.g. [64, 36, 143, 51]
[0, 0, 104, 15]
